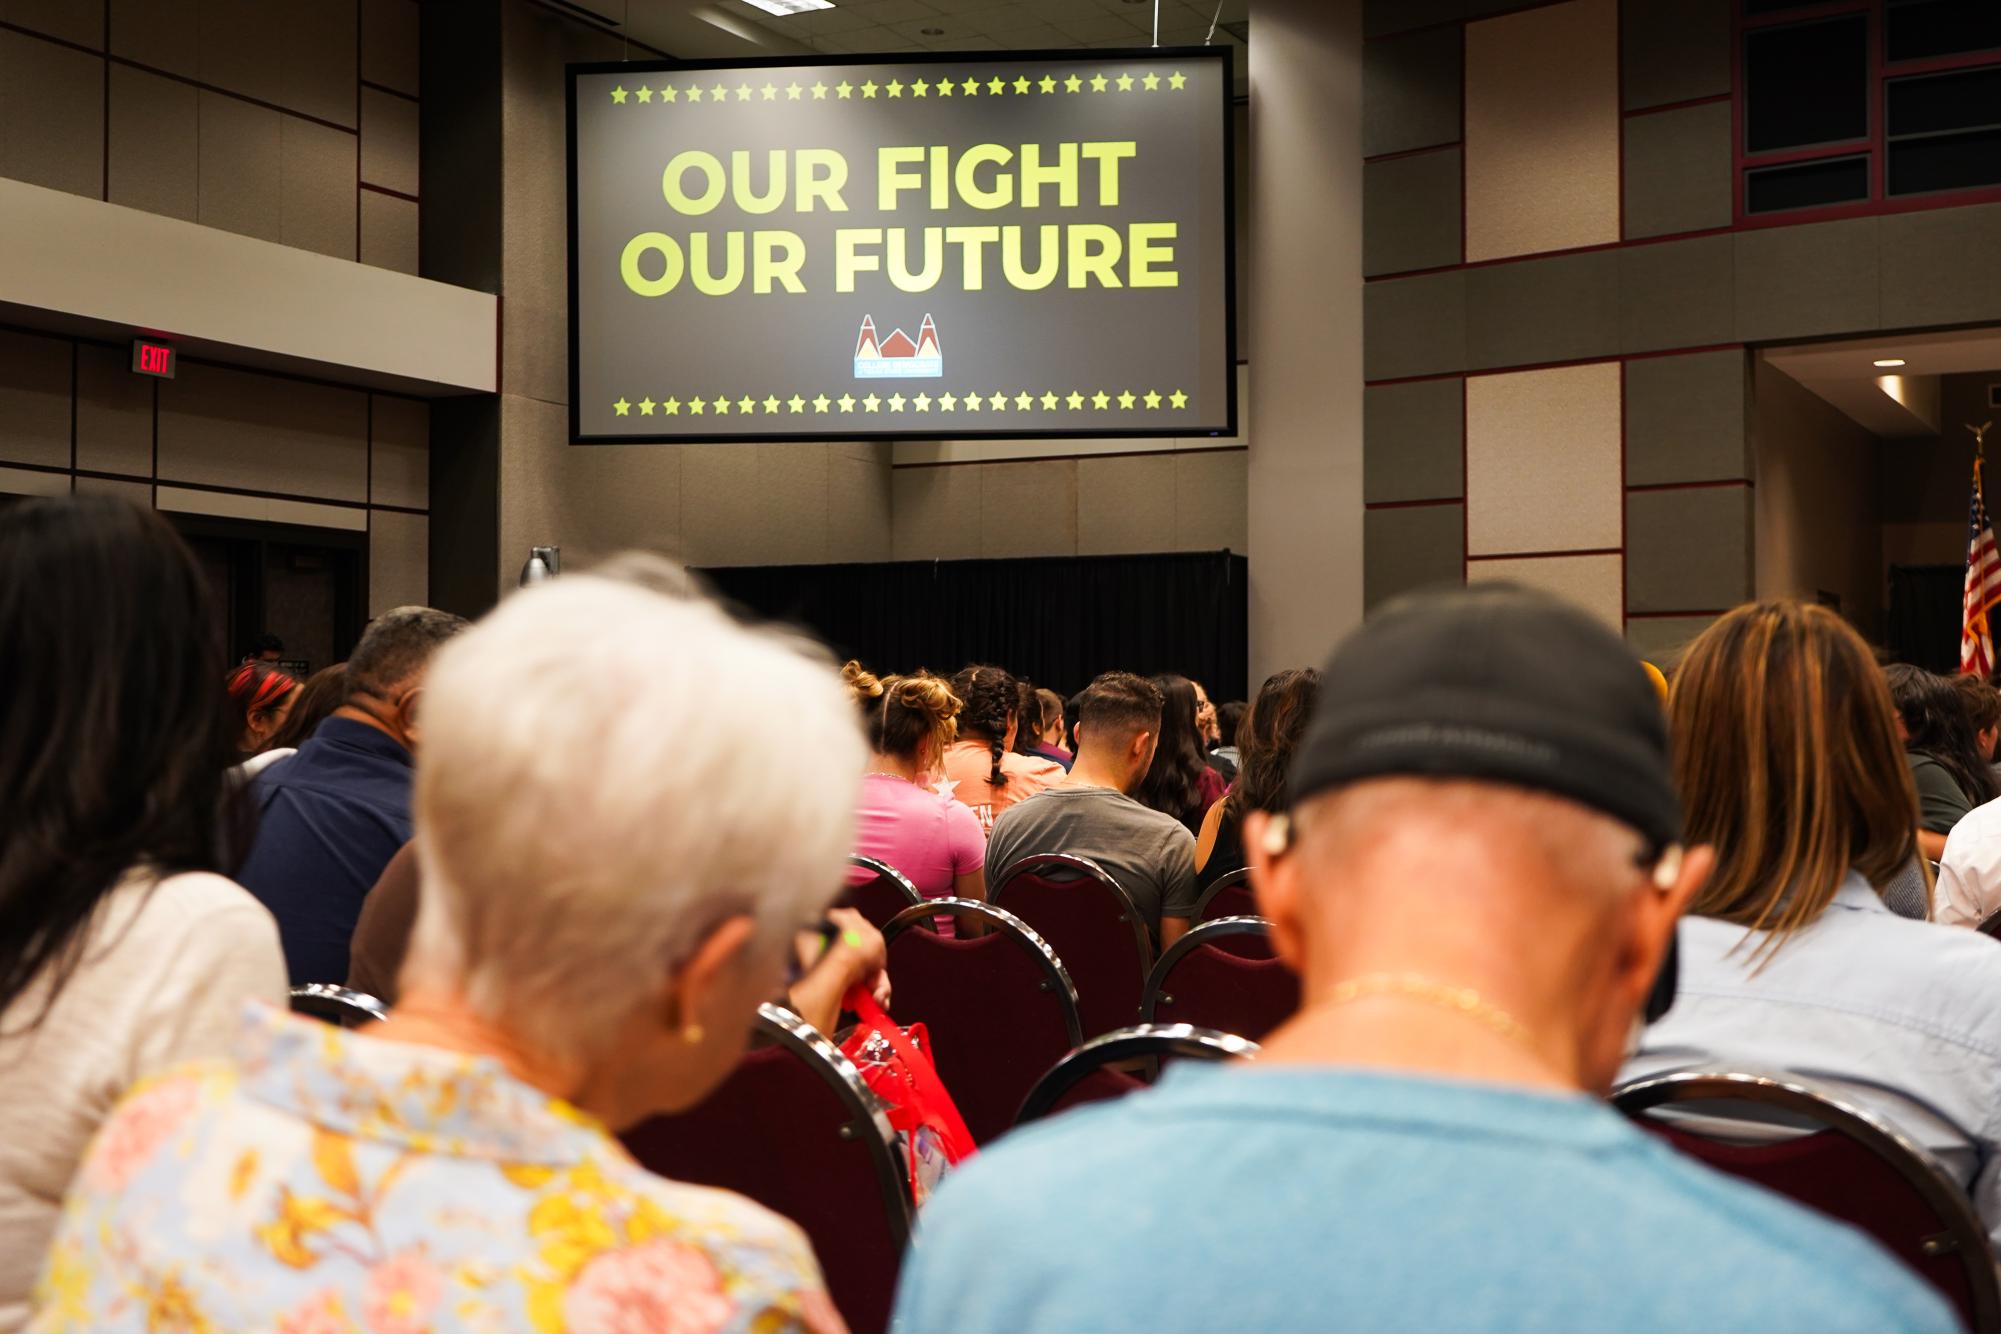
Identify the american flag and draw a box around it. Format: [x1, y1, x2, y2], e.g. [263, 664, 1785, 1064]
[1962, 452, 2001, 677]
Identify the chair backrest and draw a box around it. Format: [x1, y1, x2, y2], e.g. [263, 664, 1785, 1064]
[624, 1004, 912, 1334]
[841, 855, 925, 930]
[883, 898, 1082, 1146]
[1139, 917, 1299, 1041]
[992, 853, 1154, 1041]
[1195, 868, 1257, 924]
[1977, 902, 2001, 939]
[288, 984, 387, 1027]
[1015, 1024, 1259, 1127]
[1616, 1071, 2001, 1334]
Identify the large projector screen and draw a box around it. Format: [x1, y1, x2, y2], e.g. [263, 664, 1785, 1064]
[568, 49, 1234, 444]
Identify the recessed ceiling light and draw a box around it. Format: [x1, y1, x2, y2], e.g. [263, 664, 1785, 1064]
[741, 0, 834, 15]
[1874, 358, 1907, 368]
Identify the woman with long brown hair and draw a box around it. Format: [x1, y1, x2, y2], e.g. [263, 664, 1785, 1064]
[1195, 667, 1320, 882]
[1623, 601, 2001, 1251]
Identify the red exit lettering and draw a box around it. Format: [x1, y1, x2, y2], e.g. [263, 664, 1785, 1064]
[131, 339, 176, 379]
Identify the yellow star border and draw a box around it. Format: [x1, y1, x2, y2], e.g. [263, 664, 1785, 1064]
[610, 68, 1193, 106]
[614, 390, 1191, 417]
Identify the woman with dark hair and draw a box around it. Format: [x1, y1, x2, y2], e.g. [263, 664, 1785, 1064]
[224, 660, 300, 764]
[1015, 685, 1074, 771]
[262, 662, 346, 755]
[1135, 674, 1228, 835]
[943, 665, 1062, 832]
[1625, 602, 2001, 1251]
[1885, 663, 2001, 860]
[0, 495, 285, 1318]
[1196, 669, 1321, 881]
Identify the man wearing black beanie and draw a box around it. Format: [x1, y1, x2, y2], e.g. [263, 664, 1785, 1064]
[895, 584, 1953, 1334]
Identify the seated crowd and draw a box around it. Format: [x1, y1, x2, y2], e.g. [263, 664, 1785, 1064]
[7, 491, 2001, 1330]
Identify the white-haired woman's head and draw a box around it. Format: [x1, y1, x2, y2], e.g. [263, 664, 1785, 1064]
[403, 567, 863, 1124]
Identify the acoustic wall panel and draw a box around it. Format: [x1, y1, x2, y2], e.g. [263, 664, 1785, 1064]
[1465, 362, 1622, 556]
[1468, 552, 1624, 629]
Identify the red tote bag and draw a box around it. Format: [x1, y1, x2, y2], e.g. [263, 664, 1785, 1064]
[839, 988, 977, 1206]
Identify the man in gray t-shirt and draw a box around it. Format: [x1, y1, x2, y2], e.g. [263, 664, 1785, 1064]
[987, 673, 1201, 946]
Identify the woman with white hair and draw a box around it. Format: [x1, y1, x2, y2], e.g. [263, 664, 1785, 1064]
[35, 570, 865, 1332]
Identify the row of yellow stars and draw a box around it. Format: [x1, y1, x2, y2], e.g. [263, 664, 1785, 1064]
[612, 388, 1191, 416]
[609, 69, 1190, 105]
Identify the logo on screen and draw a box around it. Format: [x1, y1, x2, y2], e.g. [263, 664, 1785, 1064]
[853, 314, 942, 379]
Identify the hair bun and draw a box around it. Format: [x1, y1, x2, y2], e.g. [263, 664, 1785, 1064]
[841, 660, 885, 701]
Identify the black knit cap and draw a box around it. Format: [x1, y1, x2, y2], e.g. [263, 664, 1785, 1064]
[1287, 583, 1681, 850]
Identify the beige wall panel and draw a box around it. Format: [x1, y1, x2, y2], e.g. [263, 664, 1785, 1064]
[0, 465, 69, 498]
[1176, 450, 1250, 552]
[368, 509, 428, 614]
[156, 485, 366, 530]
[359, 86, 418, 197]
[828, 451, 893, 563]
[198, 0, 284, 105]
[674, 443, 760, 568]
[891, 466, 983, 561]
[982, 459, 1078, 558]
[1469, 552, 1624, 629]
[362, 0, 419, 96]
[750, 444, 832, 566]
[76, 342, 154, 477]
[158, 362, 368, 500]
[0, 329, 71, 469]
[1078, 454, 1177, 555]
[0, 31, 104, 200]
[359, 190, 419, 274]
[1464, 0, 1619, 263]
[74, 474, 152, 506]
[280, 0, 359, 128]
[108, 66, 198, 221]
[498, 395, 681, 581]
[369, 394, 428, 509]
[2, 0, 103, 46]
[499, 5, 572, 407]
[111, 0, 196, 76]
[281, 116, 358, 260]
[1466, 361, 1622, 556]
[197, 91, 282, 242]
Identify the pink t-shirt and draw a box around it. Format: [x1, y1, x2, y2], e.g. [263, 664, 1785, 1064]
[852, 773, 987, 899]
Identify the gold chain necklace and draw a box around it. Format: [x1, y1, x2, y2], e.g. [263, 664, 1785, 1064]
[1313, 973, 1535, 1047]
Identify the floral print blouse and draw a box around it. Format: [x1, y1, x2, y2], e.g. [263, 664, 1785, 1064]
[31, 1004, 846, 1333]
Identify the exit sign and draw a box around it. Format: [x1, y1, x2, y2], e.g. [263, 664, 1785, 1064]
[131, 339, 176, 379]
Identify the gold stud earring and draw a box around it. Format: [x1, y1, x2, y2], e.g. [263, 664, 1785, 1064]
[681, 1024, 705, 1045]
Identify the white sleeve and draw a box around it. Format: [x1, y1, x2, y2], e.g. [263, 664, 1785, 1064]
[1937, 828, 2000, 929]
[125, 877, 290, 1082]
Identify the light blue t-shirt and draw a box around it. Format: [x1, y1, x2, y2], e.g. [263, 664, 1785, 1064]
[892, 1064, 1955, 1333]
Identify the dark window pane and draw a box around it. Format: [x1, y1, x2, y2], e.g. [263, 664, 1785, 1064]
[1886, 0, 2001, 62]
[1887, 67, 2001, 136]
[1889, 128, 2001, 193]
[1745, 155, 1871, 212]
[1744, 0, 1822, 12]
[1745, 17, 1871, 153]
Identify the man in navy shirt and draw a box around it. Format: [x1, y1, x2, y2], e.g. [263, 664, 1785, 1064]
[236, 605, 466, 984]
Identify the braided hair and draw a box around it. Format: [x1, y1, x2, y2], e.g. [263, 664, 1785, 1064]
[951, 664, 1019, 792]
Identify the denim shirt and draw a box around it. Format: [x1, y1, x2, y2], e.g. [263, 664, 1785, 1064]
[1624, 870, 2001, 1252]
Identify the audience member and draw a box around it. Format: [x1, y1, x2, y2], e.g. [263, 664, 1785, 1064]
[1196, 668, 1320, 883]
[1886, 663, 1999, 859]
[240, 632, 284, 665]
[1192, 678, 1222, 749]
[944, 665, 1062, 830]
[1208, 698, 1247, 782]
[260, 661, 347, 755]
[36, 567, 861, 1330]
[846, 662, 986, 906]
[224, 660, 300, 765]
[1938, 795, 2001, 928]
[0, 497, 285, 1325]
[896, 585, 1952, 1334]
[1956, 672, 2001, 765]
[986, 672, 1199, 945]
[1018, 686, 1074, 770]
[235, 606, 467, 983]
[1626, 601, 2001, 1251]
[1134, 674, 1228, 834]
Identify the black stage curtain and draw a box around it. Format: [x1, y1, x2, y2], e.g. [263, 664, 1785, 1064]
[699, 551, 1249, 701]
[1886, 563, 1964, 672]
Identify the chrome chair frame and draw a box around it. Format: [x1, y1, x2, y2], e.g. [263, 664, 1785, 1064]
[993, 851, 1156, 1010]
[1138, 915, 1283, 1025]
[288, 984, 388, 1027]
[1014, 1023, 1259, 1127]
[1194, 867, 1255, 920]
[883, 897, 1084, 1049]
[845, 855, 924, 915]
[1615, 1070, 2001, 1334]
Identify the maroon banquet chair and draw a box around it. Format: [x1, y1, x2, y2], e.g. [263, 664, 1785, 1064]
[1140, 917, 1299, 1042]
[1615, 1072, 2001, 1334]
[840, 855, 924, 931]
[1196, 868, 1258, 924]
[882, 898, 1083, 1147]
[992, 853, 1154, 1041]
[623, 1004, 912, 1334]
[1014, 1024, 1259, 1127]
